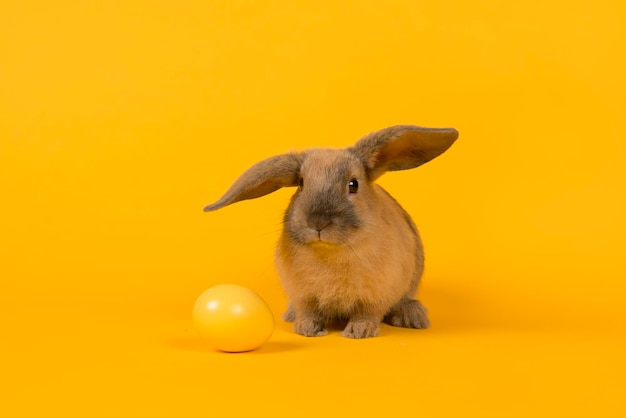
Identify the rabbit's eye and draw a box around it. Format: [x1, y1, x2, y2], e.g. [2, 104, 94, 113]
[348, 179, 359, 194]
[298, 178, 304, 191]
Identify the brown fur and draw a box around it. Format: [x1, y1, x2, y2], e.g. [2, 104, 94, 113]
[204, 125, 458, 339]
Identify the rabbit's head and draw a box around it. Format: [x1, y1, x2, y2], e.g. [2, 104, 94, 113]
[204, 125, 458, 248]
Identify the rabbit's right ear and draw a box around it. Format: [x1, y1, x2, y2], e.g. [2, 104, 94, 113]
[203, 153, 302, 212]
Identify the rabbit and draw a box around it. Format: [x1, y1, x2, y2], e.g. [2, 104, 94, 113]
[203, 125, 458, 339]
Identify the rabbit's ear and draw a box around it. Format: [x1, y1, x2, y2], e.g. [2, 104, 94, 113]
[352, 125, 458, 180]
[203, 153, 302, 211]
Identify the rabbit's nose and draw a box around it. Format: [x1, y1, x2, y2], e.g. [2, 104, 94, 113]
[308, 213, 332, 231]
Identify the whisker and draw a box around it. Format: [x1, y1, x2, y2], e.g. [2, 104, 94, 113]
[261, 228, 283, 237]
[255, 259, 276, 280]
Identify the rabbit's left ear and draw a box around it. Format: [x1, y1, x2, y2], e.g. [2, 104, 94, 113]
[352, 125, 459, 180]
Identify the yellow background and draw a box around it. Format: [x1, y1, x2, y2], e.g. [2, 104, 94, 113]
[2, 1, 625, 416]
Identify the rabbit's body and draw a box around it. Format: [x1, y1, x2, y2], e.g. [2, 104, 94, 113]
[277, 200, 419, 318]
[204, 125, 458, 339]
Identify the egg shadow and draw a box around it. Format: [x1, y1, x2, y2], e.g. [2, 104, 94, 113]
[166, 335, 302, 354]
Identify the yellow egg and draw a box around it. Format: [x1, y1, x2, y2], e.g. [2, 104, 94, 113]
[192, 284, 274, 352]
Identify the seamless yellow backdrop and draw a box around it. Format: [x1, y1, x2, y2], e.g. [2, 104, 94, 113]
[1, 1, 625, 417]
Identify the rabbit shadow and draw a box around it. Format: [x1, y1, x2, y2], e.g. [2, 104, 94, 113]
[421, 280, 529, 333]
[270, 279, 531, 335]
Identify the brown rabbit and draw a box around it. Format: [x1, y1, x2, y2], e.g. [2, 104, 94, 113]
[204, 125, 458, 338]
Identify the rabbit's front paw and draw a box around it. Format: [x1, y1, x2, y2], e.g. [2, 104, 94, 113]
[342, 319, 380, 339]
[294, 318, 327, 337]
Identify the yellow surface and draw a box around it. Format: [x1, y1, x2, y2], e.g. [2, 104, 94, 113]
[1, 1, 625, 416]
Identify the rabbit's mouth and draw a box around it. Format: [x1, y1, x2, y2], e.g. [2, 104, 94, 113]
[310, 240, 337, 249]
[307, 230, 333, 244]
[302, 227, 345, 247]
